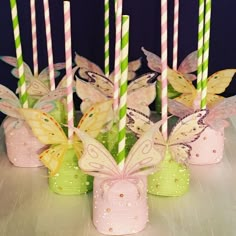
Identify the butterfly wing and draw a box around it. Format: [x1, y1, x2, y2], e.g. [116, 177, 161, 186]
[12, 64, 48, 97]
[206, 69, 236, 107]
[205, 96, 236, 130]
[173, 94, 197, 108]
[206, 94, 224, 109]
[178, 51, 197, 74]
[35, 88, 67, 106]
[184, 73, 197, 82]
[109, 59, 142, 81]
[78, 100, 113, 138]
[0, 84, 21, 104]
[167, 68, 197, 107]
[74, 128, 121, 178]
[168, 144, 192, 163]
[39, 144, 67, 176]
[0, 56, 18, 67]
[72, 135, 84, 159]
[74, 91, 113, 153]
[54, 62, 66, 71]
[127, 58, 142, 81]
[168, 99, 194, 118]
[169, 110, 208, 144]
[168, 110, 208, 162]
[38, 62, 65, 82]
[152, 120, 167, 158]
[75, 76, 108, 113]
[126, 108, 154, 138]
[127, 73, 157, 116]
[141, 47, 162, 73]
[85, 71, 114, 97]
[12, 63, 33, 83]
[128, 72, 157, 91]
[167, 68, 196, 94]
[128, 58, 142, 72]
[26, 78, 50, 98]
[33, 88, 67, 112]
[57, 67, 77, 90]
[74, 53, 104, 80]
[0, 85, 22, 118]
[19, 108, 68, 145]
[126, 111, 167, 160]
[74, 53, 104, 74]
[0, 100, 22, 119]
[51, 62, 66, 79]
[0, 56, 32, 82]
[127, 97, 153, 116]
[207, 69, 236, 94]
[123, 121, 163, 177]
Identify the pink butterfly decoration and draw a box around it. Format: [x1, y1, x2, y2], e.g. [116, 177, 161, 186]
[127, 108, 208, 163]
[74, 121, 163, 180]
[74, 53, 157, 116]
[74, 53, 142, 82]
[0, 56, 67, 98]
[168, 96, 236, 131]
[0, 84, 67, 121]
[75, 70, 157, 116]
[142, 47, 198, 81]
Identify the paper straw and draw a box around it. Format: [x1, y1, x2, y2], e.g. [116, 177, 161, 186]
[10, 0, 28, 108]
[43, 0, 55, 91]
[161, 0, 168, 141]
[30, 0, 38, 77]
[114, 0, 118, 15]
[117, 15, 129, 170]
[63, 1, 74, 140]
[113, 0, 123, 117]
[201, 0, 212, 109]
[196, 0, 205, 106]
[104, 0, 110, 77]
[172, 0, 179, 70]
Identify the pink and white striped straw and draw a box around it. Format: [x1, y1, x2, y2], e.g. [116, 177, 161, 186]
[30, 0, 38, 77]
[113, 0, 123, 118]
[161, 0, 168, 141]
[63, 1, 74, 140]
[43, 0, 55, 91]
[172, 0, 179, 70]
[114, 0, 118, 16]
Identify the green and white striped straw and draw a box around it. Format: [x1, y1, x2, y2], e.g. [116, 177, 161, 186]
[201, 0, 212, 109]
[196, 0, 205, 99]
[117, 15, 130, 170]
[10, 0, 28, 108]
[104, 0, 110, 77]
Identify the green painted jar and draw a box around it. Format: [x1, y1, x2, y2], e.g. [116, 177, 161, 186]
[48, 148, 93, 195]
[148, 150, 189, 197]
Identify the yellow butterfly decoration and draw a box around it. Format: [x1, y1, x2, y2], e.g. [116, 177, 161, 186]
[19, 100, 113, 176]
[167, 68, 236, 108]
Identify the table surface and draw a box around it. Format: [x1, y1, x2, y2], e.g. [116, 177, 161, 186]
[0, 118, 236, 236]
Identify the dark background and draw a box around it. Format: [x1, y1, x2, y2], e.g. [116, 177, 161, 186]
[0, 0, 236, 122]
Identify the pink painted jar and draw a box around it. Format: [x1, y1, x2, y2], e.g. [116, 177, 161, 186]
[93, 176, 148, 235]
[3, 117, 45, 167]
[189, 126, 224, 165]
